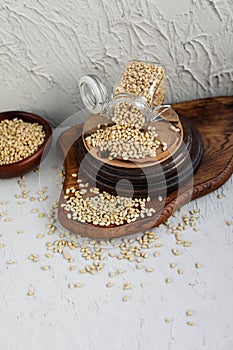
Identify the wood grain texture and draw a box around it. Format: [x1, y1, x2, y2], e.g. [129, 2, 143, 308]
[57, 96, 233, 239]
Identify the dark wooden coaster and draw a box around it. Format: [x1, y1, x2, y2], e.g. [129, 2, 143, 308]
[57, 96, 233, 239]
[75, 115, 203, 198]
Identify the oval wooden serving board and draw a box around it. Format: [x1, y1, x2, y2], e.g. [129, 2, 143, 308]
[57, 96, 233, 239]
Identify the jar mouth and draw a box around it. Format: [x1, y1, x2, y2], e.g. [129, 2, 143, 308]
[79, 75, 109, 114]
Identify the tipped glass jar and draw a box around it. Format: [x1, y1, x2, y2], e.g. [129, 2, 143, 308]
[79, 60, 171, 130]
[79, 60, 184, 165]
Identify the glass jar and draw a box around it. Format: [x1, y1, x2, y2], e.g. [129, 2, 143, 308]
[79, 60, 170, 126]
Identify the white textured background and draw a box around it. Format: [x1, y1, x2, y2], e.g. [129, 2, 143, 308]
[0, 0, 232, 125]
[0, 2, 233, 348]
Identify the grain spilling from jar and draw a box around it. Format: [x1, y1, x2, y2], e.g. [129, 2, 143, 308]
[112, 101, 146, 129]
[0, 118, 46, 165]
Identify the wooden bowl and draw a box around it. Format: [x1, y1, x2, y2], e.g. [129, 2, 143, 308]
[0, 111, 52, 179]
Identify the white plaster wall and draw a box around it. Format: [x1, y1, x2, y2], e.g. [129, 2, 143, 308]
[0, 0, 232, 125]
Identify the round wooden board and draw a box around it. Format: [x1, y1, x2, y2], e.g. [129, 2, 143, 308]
[82, 109, 183, 167]
[57, 96, 233, 239]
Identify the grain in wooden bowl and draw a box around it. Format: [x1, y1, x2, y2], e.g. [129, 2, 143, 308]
[0, 111, 52, 178]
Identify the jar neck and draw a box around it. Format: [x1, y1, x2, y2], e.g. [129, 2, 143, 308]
[106, 93, 154, 124]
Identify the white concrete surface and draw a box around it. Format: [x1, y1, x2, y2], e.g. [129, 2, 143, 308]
[0, 127, 233, 350]
[0, 0, 232, 125]
[0, 0, 233, 348]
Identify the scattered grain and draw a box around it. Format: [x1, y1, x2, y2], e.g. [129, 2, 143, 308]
[123, 282, 131, 290]
[170, 262, 176, 269]
[122, 296, 129, 302]
[186, 309, 195, 317]
[164, 318, 173, 323]
[27, 290, 35, 296]
[17, 230, 24, 234]
[146, 268, 153, 273]
[7, 260, 16, 265]
[106, 282, 113, 288]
